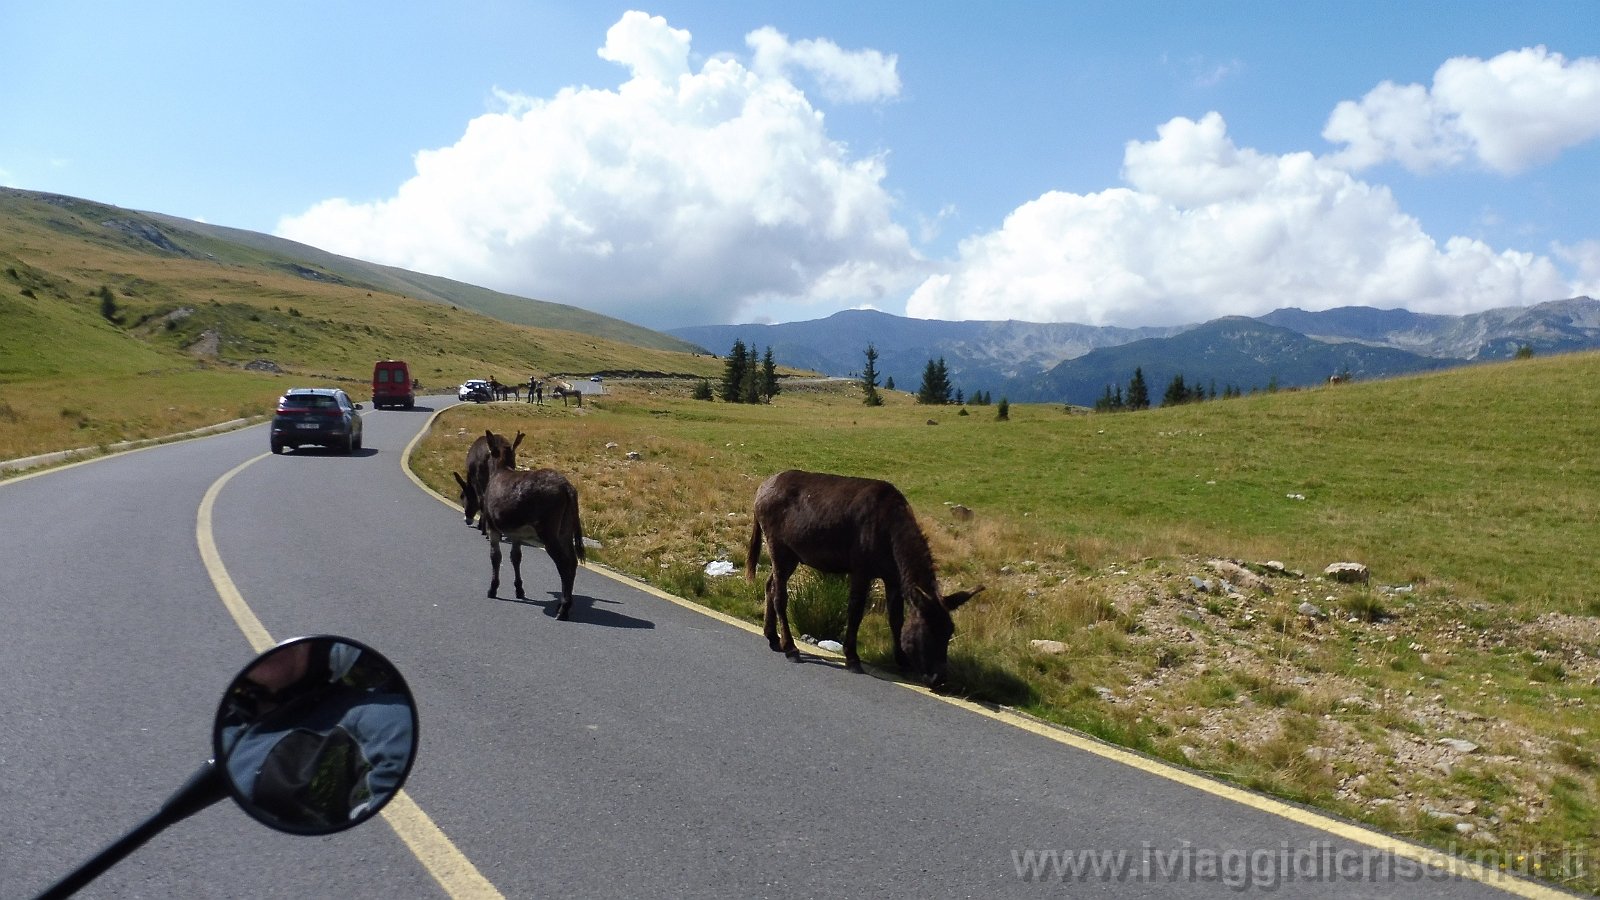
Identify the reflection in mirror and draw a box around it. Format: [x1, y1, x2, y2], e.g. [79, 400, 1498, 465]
[214, 636, 417, 835]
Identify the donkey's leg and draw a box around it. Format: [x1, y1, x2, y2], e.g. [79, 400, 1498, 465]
[884, 581, 909, 670]
[841, 571, 871, 674]
[487, 529, 502, 598]
[510, 540, 526, 599]
[771, 555, 801, 660]
[542, 527, 577, 621]
[763, 572, 782, 651]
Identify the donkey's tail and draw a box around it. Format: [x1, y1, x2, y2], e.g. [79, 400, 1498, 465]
[569, 491, 587, 564]
[745, 518, 763, 583]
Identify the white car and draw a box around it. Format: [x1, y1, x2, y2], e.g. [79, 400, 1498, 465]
[457, 380, 492, 402]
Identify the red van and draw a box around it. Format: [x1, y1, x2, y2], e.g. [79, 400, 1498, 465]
[372, 360, 414, 409]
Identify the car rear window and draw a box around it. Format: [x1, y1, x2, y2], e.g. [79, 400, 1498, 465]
[281, 395, 338, 410]
[376, 369, 390, 383]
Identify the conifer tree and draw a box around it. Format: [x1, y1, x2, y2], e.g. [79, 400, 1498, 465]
[996, 397, 1009, 420]
[760, 346, 779, 401]
[740, 364, 762, 404]
[860, 344, 883, 406]
[720, 340, 748, 402]
[691, 379, 714, 401]
[1127, 368, 1150, 410]
[1163, 374, 1189, 407]
[885, 376, 895, 391]
[917, 357, 952, 404]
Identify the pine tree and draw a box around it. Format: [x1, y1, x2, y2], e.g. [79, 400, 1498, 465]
[1163, 374, 1189, 407]
[97, 285, 118, 322]
[917, 357, 952, 404]
[740, 364, 762, 404]
[720, 341, 748, 402]
[691, 379, 714, 401]
[955, 387, 964, 404]
[885, 376, 895, 391]
[860, 344, 883, 406]
[1127, 368, 1149, 410]
[760, 346, 779, 401]
[1095, 385, 1116, 413]
[996, 397, 1009, 420]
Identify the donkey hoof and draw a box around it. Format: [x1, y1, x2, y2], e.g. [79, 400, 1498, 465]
[785, 648, 802, 662]
[845, 659, 865, 674]
[515, 587, 526, 600]
[556, 603, 571, 621]
[768, 640, 784, 652]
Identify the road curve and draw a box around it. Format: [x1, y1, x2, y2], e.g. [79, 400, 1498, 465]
[2, 400, 1544, 899]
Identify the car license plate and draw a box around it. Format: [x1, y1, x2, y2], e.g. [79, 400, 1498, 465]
[296, 423, 319, 429]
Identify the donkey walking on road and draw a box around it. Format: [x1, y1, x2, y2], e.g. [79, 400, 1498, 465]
[454, 430, 516, 534]
[454, 430, 586, 619]
[746, 470, 983, 689]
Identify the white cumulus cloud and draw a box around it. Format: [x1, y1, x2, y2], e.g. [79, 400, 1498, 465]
[746, 26, 901, 102]
[275, 11, 918, 328]
[906, 112, 1573, 327]
[1323, 46, 1600, 174]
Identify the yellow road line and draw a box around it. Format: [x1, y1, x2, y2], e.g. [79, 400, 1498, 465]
[197, 454, 276, 653]
[400, 404, 1563, 900]
[198, 446, 505, 900]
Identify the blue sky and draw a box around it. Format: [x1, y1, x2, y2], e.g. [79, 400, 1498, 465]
[4, 2, 1598, 329]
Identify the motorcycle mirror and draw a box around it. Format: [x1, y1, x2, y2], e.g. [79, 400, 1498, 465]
[214, 635, 418, 835]
[35, 636, 418, 900]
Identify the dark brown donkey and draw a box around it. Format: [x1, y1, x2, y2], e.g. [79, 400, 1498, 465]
[455, 430, 586, 619]
[746, 470, 983, 689]
[453, 430, 518, 533]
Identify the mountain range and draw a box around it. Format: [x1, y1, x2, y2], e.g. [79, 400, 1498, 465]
[671, 298, 1600, 406]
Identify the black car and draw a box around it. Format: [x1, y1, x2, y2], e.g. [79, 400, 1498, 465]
[270, 388, 364, 454]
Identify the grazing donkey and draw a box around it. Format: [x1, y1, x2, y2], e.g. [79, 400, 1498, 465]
[453, 430, 520, 533]
[746, 470, 983, 689]
[460, 430, 586, 619]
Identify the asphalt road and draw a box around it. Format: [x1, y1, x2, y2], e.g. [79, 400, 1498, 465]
[1, 399, 1537, 899]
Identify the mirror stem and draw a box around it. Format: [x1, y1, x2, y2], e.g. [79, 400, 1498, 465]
[33, 760, 229, 900]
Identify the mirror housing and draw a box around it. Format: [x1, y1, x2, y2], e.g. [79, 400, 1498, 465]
[354, 403, 364, 410]
[213, 636, 418, 835]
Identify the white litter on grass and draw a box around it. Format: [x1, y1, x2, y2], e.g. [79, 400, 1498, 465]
[817, 640, 844, 653]
[704, 560, 736, 577]
[1287, 493, 1306, 501]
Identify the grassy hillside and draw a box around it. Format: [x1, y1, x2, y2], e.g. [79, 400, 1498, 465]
[140, 210, 708, 355]
[412, 355, 1600, 889]
[0, 189, 721, 461]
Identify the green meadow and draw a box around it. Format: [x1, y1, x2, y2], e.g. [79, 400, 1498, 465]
[415, 355, 1600, 889]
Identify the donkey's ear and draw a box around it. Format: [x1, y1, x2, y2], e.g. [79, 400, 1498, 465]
[484, 429, 495, 439]
[512, 432, 525, 451]
[941, 585, 985, 611]
[453, 471, 467, 488]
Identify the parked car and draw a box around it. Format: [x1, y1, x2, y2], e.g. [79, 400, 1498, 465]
[372, 360, 414, 409]
[270, 388, 363, 454]
[589, 375, 602, 383]
[457, 380, 493, 402]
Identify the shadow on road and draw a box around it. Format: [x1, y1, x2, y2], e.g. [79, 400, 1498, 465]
[280, 446, 381, 458]
[490, 591, 656, 629]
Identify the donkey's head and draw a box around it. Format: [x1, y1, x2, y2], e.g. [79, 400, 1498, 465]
[482, 429, 525, 468]
[452, 471, 478, 525]
[900, 585, 984, 690]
